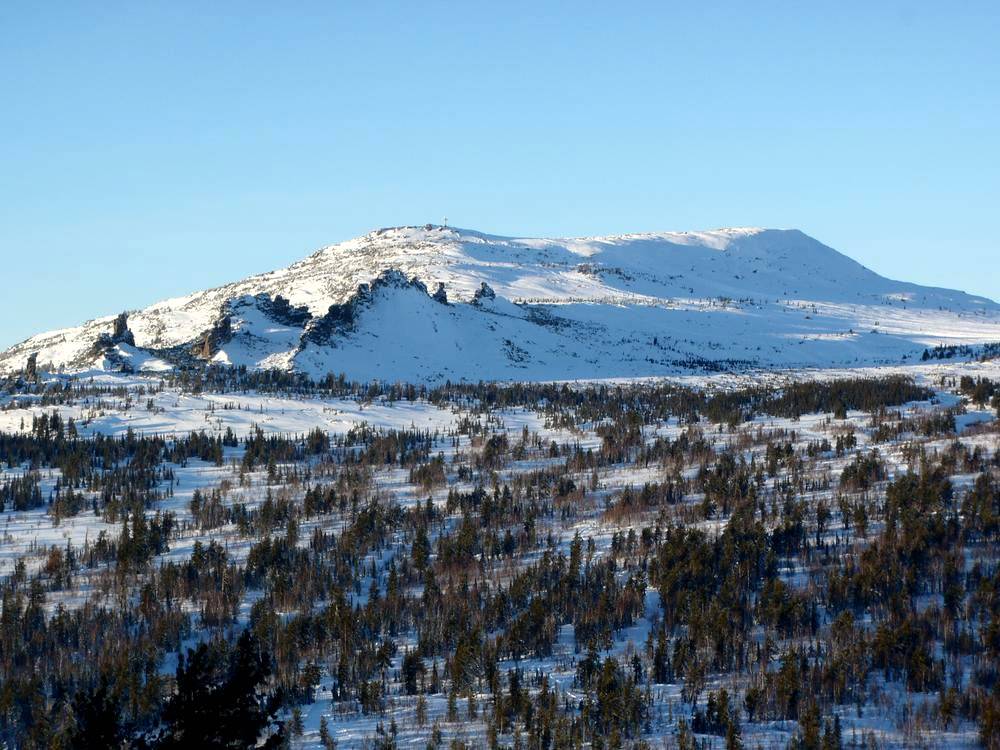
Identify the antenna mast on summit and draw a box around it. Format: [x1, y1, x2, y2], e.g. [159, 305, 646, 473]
[443, 217, 448, 228]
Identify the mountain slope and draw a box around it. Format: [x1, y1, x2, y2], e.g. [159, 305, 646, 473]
[3, 225, 999, 382]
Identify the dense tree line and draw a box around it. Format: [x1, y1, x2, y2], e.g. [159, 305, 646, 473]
[0, 373, 995, 748]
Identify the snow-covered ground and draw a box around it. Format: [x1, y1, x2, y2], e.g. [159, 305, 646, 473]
[0, 388, 462, 439]
[1, 364, 997, 748]
[3, 225, 999, 382]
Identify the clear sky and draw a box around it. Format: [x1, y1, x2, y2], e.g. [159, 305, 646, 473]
[1, 2, 998, 348]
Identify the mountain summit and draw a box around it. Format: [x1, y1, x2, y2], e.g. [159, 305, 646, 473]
[4, 225, 999, 382]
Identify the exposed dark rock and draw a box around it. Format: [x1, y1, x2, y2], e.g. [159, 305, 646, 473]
[83, 337, 135, 373]
[189, 293, 311, 360]
[303, 270, 431, 347]
[112, 312, 136, 346]
[24, 352, 37, 380]
[370, 268, 427, 295]
[303, 301, 356, 346]
[473, 282, 496, 303]
[524, 305, 572, 330]
[254, 294, 311, 328]
[89, 311, 137, 362]
[432, 282, 448, 304]
[193, 313, 233, 360]
[502, 339, 530, 364]
[88, 333, 117, 361]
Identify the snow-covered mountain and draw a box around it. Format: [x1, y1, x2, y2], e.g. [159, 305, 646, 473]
[3, 225, 999, 382]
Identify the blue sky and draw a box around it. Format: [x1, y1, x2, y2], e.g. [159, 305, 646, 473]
[1, 2, 998, 348]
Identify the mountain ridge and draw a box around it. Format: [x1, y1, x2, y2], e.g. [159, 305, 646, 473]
[3, 225, 999, 382]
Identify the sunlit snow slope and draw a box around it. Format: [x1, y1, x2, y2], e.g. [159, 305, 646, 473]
[3, 225, 998, 382]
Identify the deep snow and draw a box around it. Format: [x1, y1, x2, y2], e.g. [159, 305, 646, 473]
[3, 225, 999, 382]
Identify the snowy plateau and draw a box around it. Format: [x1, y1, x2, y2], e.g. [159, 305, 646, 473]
[3, 225, 999, 382]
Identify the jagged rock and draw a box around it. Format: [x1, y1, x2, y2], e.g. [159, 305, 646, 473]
[256, 294, 311, 327]
[112, 312, 135, 346]
[25, 352, 37, 380]
[88, 333, 115, 361]
[88, 311, 137, 363]
[302, 281, 377, 346]
[303, 271, 433, 347]
[193, 314, 233, 360]
[432, 282, 448, 304]
[303, 301, 355, 346]
[370, 268, 427, 295]
[226, 293, 310, 325]
[473, 282, 496, 303]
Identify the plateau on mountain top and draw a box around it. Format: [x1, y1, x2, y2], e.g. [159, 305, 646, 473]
[4, 225, 998, 383]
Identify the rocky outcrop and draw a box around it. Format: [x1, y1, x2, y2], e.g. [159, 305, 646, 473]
[302, 301, 355, 346]
[473, 282, 496, 303]
[112, 312, 136, 346]
[193, 312, 233, 360]
[303, 270, 432, 347]
[432, 282, 448, 304]
[252, 294, 311, 328]
[85, 311, 137, 366]
[369, 269, 429, 296]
